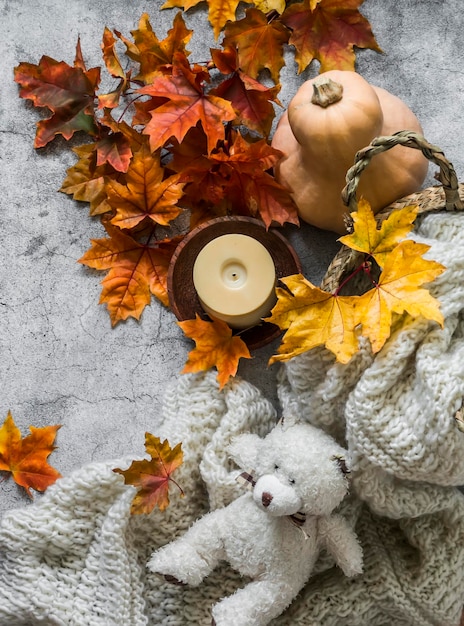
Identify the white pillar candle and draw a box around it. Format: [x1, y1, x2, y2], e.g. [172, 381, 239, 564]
[192, 233, 277, 330]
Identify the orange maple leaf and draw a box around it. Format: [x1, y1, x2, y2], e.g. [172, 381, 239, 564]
[107, 143, 186, 229]
[14, 41, 100, 148]
[138, 53, 236, 154]
[118, 12, 193, 84]
[179, 315, 252, 389]
[281, 0, 382, 73]
[79, 224, 182, 324]
[113, 434, 184, 514]
[0, 411, 61, 497]
[222, 9, 290, 83]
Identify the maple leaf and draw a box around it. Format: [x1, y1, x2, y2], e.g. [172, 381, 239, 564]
[163, 0, 240, 39]
[97, 27, 130, 110]
[209, 133, 299, 227]
[179, 314, 252, 389]
[138, 53, 236, 154]
[281, 0, 382, 73]
[267, 275, 360, 363]
[268, 201, 445, 363]
[60, 144, 120, 216]
[210, 47, 281, 136]
[96, 132, 133, 173]
[108, 143, 185, 229]
[118, 12, 192, 84]
[356, 240, 445, 353]
[0, 411, 61, 497]
[14, 41, 100, 148]
[79, 224, 182, 324]
[113, 434, 184, 514]
[222, 9, 290, 83]
[339, 199, 419, 268]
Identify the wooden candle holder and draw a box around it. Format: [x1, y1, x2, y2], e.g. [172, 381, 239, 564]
[167, 216, 302, 350]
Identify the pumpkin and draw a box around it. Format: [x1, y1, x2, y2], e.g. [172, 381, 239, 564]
[271, 70, 429, 234]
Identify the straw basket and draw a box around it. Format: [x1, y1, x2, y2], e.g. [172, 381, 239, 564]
[320, 130, 464, 294]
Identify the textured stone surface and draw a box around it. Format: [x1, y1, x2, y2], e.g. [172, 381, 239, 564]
[0, 0, 463, 513]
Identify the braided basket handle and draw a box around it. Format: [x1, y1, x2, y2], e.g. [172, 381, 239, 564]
[342, 130, 464, 214]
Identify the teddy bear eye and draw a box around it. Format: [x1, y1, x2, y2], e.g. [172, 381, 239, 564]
[274, 464, 280, 470]
[289, 478, 295, 485]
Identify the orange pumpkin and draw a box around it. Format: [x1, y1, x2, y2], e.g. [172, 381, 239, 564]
[271, 70, 429, 233]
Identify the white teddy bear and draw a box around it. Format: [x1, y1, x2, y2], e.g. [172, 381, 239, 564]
[148, 417, 363, 626]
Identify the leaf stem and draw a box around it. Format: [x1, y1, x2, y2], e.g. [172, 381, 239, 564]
[169, 477, 185, 497]
[333, 255, 378, 296]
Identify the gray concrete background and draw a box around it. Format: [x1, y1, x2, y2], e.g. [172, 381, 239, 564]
[1, 0, 463, 514]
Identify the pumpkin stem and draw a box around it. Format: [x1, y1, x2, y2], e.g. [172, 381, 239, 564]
[311, 77, 344, 108]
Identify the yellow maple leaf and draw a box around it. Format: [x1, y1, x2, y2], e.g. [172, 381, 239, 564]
[356, 240, 445, 352]
[267, 274, 360, 364]
[163, 0, 240, 39]
[268, 202, 446, 364]
[179, 314, 252, 388]
[253, 0, 286, 15]
[339, 198, 419, 268]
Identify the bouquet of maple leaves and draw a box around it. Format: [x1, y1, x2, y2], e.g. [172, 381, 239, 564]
[13, 0, 383, 388]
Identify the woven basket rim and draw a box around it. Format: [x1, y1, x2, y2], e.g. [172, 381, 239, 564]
[320, 181, 464, 294]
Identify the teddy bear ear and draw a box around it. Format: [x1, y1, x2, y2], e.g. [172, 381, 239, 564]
[228, 433, 263, 470]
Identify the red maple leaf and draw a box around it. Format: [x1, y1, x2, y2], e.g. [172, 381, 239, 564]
[138, 52, 236, 154]
[281, 0, 382, 73]
[210, 47, 281, 136]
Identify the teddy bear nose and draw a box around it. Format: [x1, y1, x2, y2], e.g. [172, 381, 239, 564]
[261, 492, 273, 508]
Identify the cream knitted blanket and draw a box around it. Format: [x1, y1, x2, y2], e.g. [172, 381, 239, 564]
[1, 210, 464, 625]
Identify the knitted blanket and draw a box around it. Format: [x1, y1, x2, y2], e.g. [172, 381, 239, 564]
[1, 210, 464, 625]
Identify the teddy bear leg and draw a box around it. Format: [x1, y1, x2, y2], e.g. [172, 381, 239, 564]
[211, 578, 298, 626]
[148, 511, 226, 586]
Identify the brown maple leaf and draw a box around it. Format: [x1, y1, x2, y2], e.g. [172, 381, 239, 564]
[281, 0, 382, 73]
[79, 224, 182, 324]
[0, 411, 61, 497]
[14, 40, 100, 148]
[138, 52, 236, 154]
[113, 434, 184, 514]
[179, 314, 252, 389]
[222, 9, 290, 83]
[118, 12, 193, 84]
[108, 143, 186, 229]
[210, 47, 281, 136]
